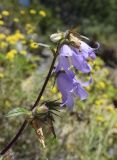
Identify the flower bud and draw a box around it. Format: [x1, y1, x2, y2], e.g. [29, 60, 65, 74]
[50, 33, 63, 43]
[36, 105, 49, 114]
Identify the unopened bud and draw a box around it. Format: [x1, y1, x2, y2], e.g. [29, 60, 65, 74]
[50, 33, 64, 42]
[36, 105, 49, 114]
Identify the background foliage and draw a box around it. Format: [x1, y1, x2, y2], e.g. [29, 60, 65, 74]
[0, 0, 117, 160]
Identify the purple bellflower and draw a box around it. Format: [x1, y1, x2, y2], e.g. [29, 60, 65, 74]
[55, 35, 99, 109]
[56, 41, 96, 74]
[57, 72, 92, 109]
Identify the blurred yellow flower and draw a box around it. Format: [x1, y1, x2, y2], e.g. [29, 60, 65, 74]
[114, 122, 117, 128]
[39, 10, 46, 17]
[30, 42, 38, 49]
[13, 18, 19, 23]
[0, 33, 6, 40]
[22, 40, 26, 44]
[102, 94, 108, 99]
[0, 42, 7, 49]
[30, 9, 36, 15]
[95, 66, 101, 71]
[27, 29, 33, 34]
[0, 72, 4, 78]
[0, 14, 2, 19]
[20, 10, 25, 15]
[86, 85, 91, 91]
[15, 30, 24, 39]
[6, 31, 24, 44]
[0, 20, 4, 25]
[95, 99, 105, 106]
[96, 81, 106, 89]
[25, 23, 32, 28]
[96, 115, 105, 122]
[99, 81, 106, 89]
[51, 86, 57, 93]
[2, 10, 10, 16]
[20, 50, 27, 55]
[105, 105, 115, 113]
[6, 49, 17, 60]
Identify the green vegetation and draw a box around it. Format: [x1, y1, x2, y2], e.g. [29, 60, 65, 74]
[0, 0, 117, 160]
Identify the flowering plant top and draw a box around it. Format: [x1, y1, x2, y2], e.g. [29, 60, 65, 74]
[50, 31, 99, 110]
[0, 30, 99, 157]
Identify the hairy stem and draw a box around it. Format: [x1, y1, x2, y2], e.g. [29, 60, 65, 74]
[0, 52, 57, 155]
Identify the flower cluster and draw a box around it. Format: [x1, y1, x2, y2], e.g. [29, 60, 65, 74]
[55, 33, 99, 110]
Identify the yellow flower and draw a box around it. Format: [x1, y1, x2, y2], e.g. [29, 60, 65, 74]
[13, 18, 19, 23]
[0, 14, 2, 19]
[51, 86, 57, 94]
[0, 42, 7, 48]
[95, 66, 101, 71]
[6, 49, 17, 60]
[0, 20, 4, 25]
[0, 33, 6, 40]
[27, 29, 33, 34]
[96, 81, 106, 89]
[100, 81, 106, 88]
[25, 23, 32, 28]
[39, 10, 46, 17]
[114, 122, 117, 128]
[86, 85, 91, 91]
[6, 31, 24, 44]
[96, 115, 105, 122]
[105, 106, 115, 113]
[2, 10, 10, 16]
[15, 30, 24, 39]
[30, 42, 38, 49]
[95, 99, 105, 106]
[22, 40, 26, 44]
[20, 50, 27, 55]
[102, 94, 108, 99]
[30, 9, 36, 15]
[20, 10, 25, 15]
[0, 72, 4, 78]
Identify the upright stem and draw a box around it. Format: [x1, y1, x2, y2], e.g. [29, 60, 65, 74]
[31, 53, 57, 110]
[0, 52, 57, 156]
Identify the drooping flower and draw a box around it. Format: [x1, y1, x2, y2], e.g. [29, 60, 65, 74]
[56, 41, 96, 74]
[57, 72, 92, 109]
[54, 33, 99, 109]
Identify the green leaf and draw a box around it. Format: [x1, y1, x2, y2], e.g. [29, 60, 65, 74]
[6, 107, 29, 118]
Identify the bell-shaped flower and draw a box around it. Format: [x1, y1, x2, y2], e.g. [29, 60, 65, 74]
[56, 71, 92, 110]
[56, 41, 96, 74]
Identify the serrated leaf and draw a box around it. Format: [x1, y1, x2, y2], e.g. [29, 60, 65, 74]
[6, 107, 29, 118]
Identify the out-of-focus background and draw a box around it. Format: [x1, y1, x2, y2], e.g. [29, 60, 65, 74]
[0, 0, 117, 160]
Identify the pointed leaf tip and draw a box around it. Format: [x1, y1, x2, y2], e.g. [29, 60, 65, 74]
[6, 107, 29, 118]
